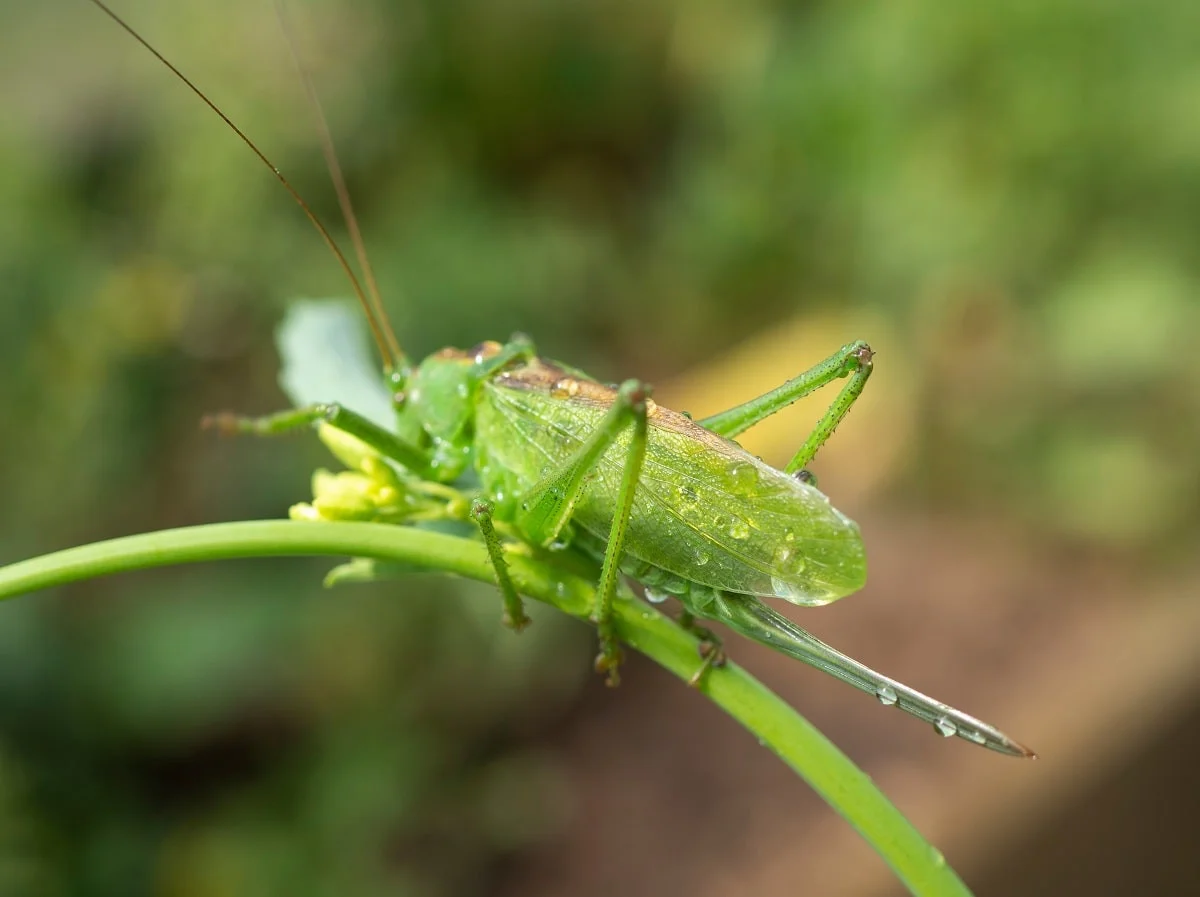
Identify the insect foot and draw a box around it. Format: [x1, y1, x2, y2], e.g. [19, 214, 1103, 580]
[852, 342, 875, 368]
[678, 612, 727, 687]
[593, 639, 625, 688]
[199, 411, 247, 435]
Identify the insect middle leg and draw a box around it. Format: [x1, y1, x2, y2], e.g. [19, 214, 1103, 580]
[697, 340, 874, 473]
[470, 499, 531, 631]
[511, 380, 650, 685]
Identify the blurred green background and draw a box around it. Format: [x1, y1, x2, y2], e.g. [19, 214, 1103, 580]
[1, 0, 1198, 895]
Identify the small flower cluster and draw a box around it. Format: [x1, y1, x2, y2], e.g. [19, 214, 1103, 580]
[290, 424, 461, 524]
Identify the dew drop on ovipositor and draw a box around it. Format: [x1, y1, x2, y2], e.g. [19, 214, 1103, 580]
[875, 685, 898, 706]
[645, 587, 670, 605]
[728, 520, 751, 540]
[934, 716, 958, 738]
[728, 462, 758, 494]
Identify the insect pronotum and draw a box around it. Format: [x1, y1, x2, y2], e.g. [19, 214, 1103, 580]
[87, 0, 1035, 758]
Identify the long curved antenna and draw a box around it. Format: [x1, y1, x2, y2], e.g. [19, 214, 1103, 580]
[273, 0, 406, 371]
[86, 0, 398, 372]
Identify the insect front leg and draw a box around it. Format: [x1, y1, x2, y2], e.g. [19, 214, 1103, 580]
[204, 404, 429, 474]
[698, 340, 874, 473]
[510, 380, 650, 685]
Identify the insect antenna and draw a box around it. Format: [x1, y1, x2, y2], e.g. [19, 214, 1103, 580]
[86, 0, 400, 373]
[273, 0, 407, 372]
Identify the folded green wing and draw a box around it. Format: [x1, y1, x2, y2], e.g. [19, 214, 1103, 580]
[480, 366, 866, 605]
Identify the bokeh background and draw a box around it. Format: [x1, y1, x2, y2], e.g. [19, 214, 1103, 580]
[2, 0, 1198, 894]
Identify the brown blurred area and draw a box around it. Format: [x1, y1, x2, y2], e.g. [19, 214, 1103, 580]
[1, 1, 1197, 895]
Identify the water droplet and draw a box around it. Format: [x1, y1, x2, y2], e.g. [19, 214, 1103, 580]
[934, 716, 957, 738]
[473, 340, 502, 364]
[455, 382, 469, 398]
[548, 539, 569, 552]
[692, 550, 710, 568]
[727, 462, 758, 494]
[728, 520, 750, 540]
[554, 582, 566, 598]
[928, 847, 946, 868]
[875, 685, 898, 706]
[962, 729, 987, 745]
[713, 515, 730, 530]
[772, 545, 805, 575]
[551, 378, 580, 399]
[645, 588, 670, 605]
[677, 485, 699, 503]
[784, 530, 796, 543]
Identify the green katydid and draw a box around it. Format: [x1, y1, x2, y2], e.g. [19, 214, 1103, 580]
[89, 0, 1034, 759]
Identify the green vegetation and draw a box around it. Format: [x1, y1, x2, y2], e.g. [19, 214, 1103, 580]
[0, 0, 1194, 894]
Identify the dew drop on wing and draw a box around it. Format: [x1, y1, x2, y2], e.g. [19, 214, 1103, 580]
[772, 545, 805, 575]
[727, 462, 758, 494]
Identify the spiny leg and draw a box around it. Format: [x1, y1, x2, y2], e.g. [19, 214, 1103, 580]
[698, 340, 874, 473]
[591, 382, 650, 686]
[514, 379, 647, 549]
[204, 403, 428, 473]
[471, 499, 530, 632]
[509, 380, 651, 684]
[677, 609, 727, 687]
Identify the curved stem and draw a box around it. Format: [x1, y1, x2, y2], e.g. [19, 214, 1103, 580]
[0, 521, 971, 897]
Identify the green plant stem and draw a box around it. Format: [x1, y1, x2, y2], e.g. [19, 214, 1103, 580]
[0, 521, 971, 897]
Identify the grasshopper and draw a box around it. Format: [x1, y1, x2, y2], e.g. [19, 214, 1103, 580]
[89, 0, 1033, 759]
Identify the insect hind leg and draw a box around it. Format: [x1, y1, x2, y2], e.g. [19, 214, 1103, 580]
[697, 341, 874, 474]
[508, 379, 650, 685]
